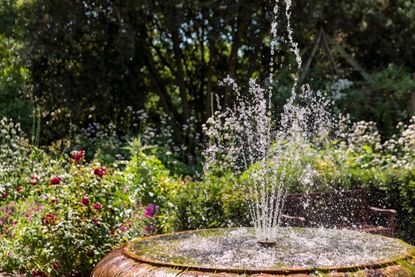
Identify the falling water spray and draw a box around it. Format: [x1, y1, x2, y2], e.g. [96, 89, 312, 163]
[203, 0, 339, 244]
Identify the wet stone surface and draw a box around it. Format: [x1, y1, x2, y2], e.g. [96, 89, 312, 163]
[127, 227, 414, 270]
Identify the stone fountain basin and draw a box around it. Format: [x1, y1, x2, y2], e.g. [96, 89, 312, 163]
[92, 228, 415, 276]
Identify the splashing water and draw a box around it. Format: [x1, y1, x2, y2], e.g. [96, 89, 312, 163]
[203, 0, 340, 243]
[128, 228, 413, 269]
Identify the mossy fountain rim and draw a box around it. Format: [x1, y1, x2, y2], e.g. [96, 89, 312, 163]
[121, 227, 415, 275]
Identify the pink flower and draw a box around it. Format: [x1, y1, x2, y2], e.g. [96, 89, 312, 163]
[70, 149, 85, 163]
[81, 196, 89, 206]
[15, 186, 23, 192]
[119, 225, 128, 232]
[144, 203, 159, 218]
[28, 175, 40, 185]
[36, 203, 44, 211]
[49, 177, 61, 185]
[144, 224, 156, 235]
[93, 202, 103, 210]
[93, 167, 107, 177]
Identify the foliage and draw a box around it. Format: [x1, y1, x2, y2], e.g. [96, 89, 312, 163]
[1, 0, 415, 160]
[0, 120, 154, 276]
[21, 0, 147, 140]
[0, 36, 32, 132]
[334, 65, 415, 138]
[0, 0, 33, 133]
[3, 113, 415, 274]
[172, 173, 250, 230]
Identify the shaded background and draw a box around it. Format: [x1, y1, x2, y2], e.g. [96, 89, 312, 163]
[1, 0, 414, 164]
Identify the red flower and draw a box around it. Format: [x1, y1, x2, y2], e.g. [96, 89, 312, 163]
[110, 230, 115, 235]
[93, 167, 107, 177]
[42, 213, 57, 225]
[52, 263, 60, 270]
[15, 186, 23, 192]
[49, 177, 61, 185]
[32, 271, 47, 277]
[70, 149, 85, 163]
[81, 196, 89, 206]
[93, 202, 103, 210]
[1, 193, 8, 199]
[86, 249, 94, 257]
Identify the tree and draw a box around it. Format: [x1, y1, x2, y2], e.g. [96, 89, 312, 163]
[0, 0, 32, 131]
[20, 0, 415, 160]
[23, 0, 147, 139]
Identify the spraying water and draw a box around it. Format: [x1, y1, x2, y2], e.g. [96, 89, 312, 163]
[203, 0, 338, 243]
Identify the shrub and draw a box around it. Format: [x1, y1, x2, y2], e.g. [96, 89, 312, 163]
[0, 122, 150, 275]
[172, 173, 250, 230]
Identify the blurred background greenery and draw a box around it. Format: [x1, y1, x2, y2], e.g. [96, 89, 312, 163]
[1, 0, 414, 166]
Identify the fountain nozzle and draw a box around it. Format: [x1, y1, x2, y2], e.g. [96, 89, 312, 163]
[257, 238, 277, 248]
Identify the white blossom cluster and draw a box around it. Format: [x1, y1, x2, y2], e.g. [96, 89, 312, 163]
[0, 117, 30, 189]
[329, 79, 353, 101]
[346, 116, 415, 169]
[347, 121, 382, 152]
[383, 116, 415, 169]
[82, 108, 203, 164]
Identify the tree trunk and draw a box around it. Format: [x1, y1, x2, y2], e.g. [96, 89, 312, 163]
[172, 28, 190, 120]
[142, 37, 185, 145]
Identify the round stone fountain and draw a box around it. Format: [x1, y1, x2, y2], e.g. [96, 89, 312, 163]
[92, 228, 415, 276]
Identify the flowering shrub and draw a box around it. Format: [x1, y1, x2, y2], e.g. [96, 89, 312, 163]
[120, 138, 181, 233]
[0, 153, 150, 276]
[0, 120, 158, 276]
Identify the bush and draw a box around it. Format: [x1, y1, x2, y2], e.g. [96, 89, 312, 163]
[172, 173, 250, 230]
[0, 122, 152, 276]
[334, 65, 415, 138]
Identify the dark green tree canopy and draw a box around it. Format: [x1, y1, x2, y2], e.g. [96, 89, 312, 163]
[1, 0, 412, 156]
